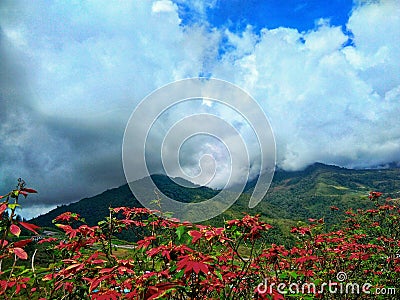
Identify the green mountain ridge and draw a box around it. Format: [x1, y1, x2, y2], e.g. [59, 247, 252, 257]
[31, 163, 400, 236]
[30, 174, 218, 228]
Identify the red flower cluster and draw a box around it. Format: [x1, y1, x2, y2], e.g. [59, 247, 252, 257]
[1, 183, 399, 299]
[368, 191, 383, 199]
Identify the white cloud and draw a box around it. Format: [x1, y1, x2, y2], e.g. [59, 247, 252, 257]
[345, 0, 400, 95]
[0, 0, 399, 218]
[212, 0, 400, 171]
[152, 0, 177, 13]
[304, 20, 348, 53]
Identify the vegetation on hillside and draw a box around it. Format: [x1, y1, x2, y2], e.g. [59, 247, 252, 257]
[31, 163, 400, 246]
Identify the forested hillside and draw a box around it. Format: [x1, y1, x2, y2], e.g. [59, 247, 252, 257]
[31, 163, 400, 238]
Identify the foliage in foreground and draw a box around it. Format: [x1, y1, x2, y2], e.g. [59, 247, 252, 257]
[0, 181, 399, 299]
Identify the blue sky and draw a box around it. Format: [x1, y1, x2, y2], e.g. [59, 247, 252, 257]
[0, 0, 399, 218]
[179, 0, 353, 32]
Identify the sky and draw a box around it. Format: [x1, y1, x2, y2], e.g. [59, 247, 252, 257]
[0, 0, 399, 219]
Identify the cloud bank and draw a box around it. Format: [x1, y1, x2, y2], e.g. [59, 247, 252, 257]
[0, 0, 399, 218]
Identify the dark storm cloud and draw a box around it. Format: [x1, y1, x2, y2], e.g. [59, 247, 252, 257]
[0, 1, 219, 218]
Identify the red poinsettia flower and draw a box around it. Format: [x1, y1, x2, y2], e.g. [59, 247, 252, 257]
[176, 253, 212, 275]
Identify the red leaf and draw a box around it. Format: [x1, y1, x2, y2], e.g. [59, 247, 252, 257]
[13, 239, 32, 248]
[193, 263, 200, 274]
[65, 263, 84, 272]
[38, 237, 57, 244]
[176, 255, 210, 275]
[55, 224, 77, 238]
[19, 222, 40, 234]
[21, 188, 38, 194]
[99, 267, 115, 274]
[19, 191, 28, 198]
[0, 203, 7, 214]
[89, 275, 109, 292]
[43, 274, 56, 281]
[54, 212, 79, 222]
[10, 224, 21, 237]
[199, 263, 209, 274]
[91, 259, 107, 265]
[188, 230, 202, 243]
[13, 247, 28, 260]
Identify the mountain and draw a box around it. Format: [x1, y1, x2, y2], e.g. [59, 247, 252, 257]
[234, 162, 400, 221]
[31, 163, 400, 244]
[30, 174, 218, 228]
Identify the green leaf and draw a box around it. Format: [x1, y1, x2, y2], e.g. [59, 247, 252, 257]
[149, 199, 159, 205]
[289, 271, 298, 279]
[278, 272, 288, 280]
[174, 269, 185, 279]
[163, 212, 173, 218]
[215, 270, 223, 281]
[169, 265, 177, 272]
[18, 268, 32, 276]
[7, 203, 20, 210]
[176, 226, 186, 241]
